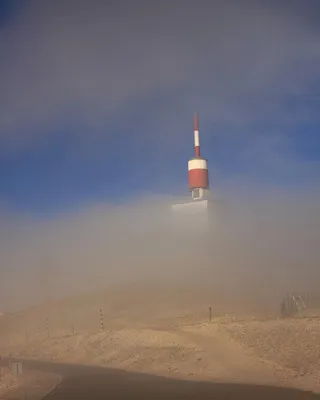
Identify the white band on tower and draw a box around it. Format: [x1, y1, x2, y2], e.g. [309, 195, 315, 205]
[188, 158, 208, 171]
[194, 130, 200, 147]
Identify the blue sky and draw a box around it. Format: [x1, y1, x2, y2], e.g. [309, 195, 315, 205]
[0, 0, 319, 215]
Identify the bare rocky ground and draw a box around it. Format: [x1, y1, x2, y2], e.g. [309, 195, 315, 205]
[0, 286, 319, 395]
[213, 314, 320, 380]
[0, 367, 60, 399]
[0, 368, 18, 396]
[183, 314, 320, 392]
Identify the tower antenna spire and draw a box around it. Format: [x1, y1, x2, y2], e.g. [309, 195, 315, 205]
[194, 113, 200, 157]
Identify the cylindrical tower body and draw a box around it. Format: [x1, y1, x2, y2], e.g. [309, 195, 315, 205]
[188, 158, 209, 189]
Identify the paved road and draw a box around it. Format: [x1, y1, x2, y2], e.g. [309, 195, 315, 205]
[1, 358, 318, 400]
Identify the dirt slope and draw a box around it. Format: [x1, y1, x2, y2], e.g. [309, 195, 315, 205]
[0, 287, 319, 394]
[211, 315, 320, 388]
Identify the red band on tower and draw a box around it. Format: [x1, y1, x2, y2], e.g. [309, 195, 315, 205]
[194, 113, 199, 131]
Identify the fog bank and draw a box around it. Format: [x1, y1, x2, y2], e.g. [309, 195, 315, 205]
[0, 187, 319, 311]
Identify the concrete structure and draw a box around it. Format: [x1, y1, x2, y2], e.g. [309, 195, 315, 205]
[171, 197, 212, 232]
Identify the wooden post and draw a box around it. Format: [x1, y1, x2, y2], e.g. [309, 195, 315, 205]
[45, 318, 50, 338]
[99, 309, 104, 332]
[209, 306, 212, 323]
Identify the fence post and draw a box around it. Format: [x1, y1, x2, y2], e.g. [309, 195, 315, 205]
[45, 318, 50, 338]
[208, 306, 212, 323]
[99, 309, 104, 332]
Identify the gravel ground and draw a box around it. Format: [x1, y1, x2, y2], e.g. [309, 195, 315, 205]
[212, 315, 320, 385]
[1, 290, 319, 394]
[0, 368, 18, 395]
[0, 367, 61, 399]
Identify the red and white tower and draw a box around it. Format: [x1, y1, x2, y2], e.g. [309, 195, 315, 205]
[188, 114, 209, 200]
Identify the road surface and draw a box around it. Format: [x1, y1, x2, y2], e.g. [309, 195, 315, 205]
[1, 358, 317, 399]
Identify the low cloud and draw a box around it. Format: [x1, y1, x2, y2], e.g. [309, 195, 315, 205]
[0, 187, 319, 311]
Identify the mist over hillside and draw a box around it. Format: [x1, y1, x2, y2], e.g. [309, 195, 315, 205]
[0, 186, 319, 312]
